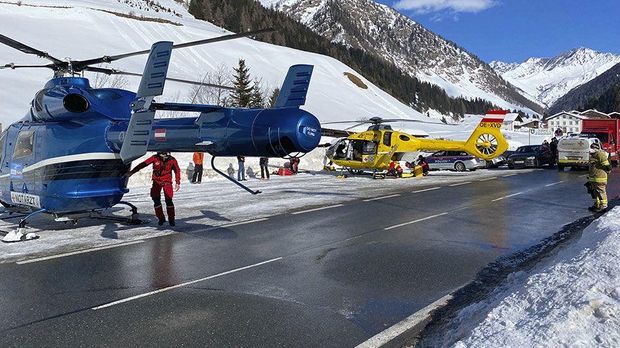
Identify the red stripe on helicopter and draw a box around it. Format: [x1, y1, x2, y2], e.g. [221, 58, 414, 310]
[154, 129, 166, 141]
[480, 118, 505, 123]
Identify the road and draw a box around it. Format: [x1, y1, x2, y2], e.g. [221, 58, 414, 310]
[0, 169, 617, 347]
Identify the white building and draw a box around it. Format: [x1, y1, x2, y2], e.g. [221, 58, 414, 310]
[545, 111, 586, 134]
[546, 110, 611, 135]
[501, 113, 523, 132]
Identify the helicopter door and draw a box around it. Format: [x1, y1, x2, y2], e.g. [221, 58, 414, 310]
[11, 129, 37, 190]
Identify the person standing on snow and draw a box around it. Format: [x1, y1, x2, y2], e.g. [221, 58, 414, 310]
[127, 151, 181, 226]
[586, 142, 612, 212]
[259, 157, 270, 180]
[237, 156, 246, 181]
[191, 152, 204, 184]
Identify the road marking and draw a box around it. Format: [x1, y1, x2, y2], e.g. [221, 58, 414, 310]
[491, 192, 523, 202]
[502, 173, 518, 177]
[412, 187, 441, 193]
[363, 194, 401, 202]
[384, 212, 448, 231]
[16, 240, 144, 265]
[545, 181, 565, 187]
[92, 257, 282, 310]
[292, 204, 344, 215]
[355, 293, 454, 348]
[220, 218, 269, 228]
[479, 176, 498, 182]
[448, 181, 471, 187]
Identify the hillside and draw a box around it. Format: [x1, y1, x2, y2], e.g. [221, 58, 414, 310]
[258, 0, 543, 114]
[188, 0, 501, 118]
[549, 62, 620, 114]
[0, 0, 432, 127]
[491, 48, 620, 108]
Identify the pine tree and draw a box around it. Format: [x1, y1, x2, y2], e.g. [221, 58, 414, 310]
[231, 59, 253, 107]
[268, 87, 280, 107]
[249, 80, 265, 108]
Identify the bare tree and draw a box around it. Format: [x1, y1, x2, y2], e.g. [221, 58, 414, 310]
[187, 64, 232, 106]
[88, 65, 130, 89]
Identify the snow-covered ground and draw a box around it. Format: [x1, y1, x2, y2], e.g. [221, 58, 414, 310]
[433, 207, 620, 347]
[0, 167, 520, 263]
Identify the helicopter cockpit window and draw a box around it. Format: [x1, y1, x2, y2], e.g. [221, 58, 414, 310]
[13, 130, 35, 159]
[351, 140, 364, 161]
[383, 132, 392, 146]
[399, 134, 411, 142]
[363, 141, 377, 155]
[334, 140, 349, 160]
[34, 90, 45, 112]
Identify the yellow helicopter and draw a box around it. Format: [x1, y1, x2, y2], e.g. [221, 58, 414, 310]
[321, 111, 509, 173]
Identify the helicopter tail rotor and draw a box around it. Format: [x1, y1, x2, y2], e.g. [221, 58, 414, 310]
[463, 111, 509, 160]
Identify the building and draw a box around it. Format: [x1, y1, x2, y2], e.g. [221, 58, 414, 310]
[520, 120, 541, 129]
[579, 109, 610, 119]
[501, 113, 523, 131]
[545, 111, 586, 134]
[608, 112, 620, 119]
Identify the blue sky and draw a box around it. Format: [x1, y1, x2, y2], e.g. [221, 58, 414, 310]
[377, 0, 620, 63]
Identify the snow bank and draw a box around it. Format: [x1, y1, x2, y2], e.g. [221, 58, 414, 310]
[447, 208, 620, 347]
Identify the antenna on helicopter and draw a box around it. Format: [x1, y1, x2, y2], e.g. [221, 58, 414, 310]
[0, 28, 274, 89]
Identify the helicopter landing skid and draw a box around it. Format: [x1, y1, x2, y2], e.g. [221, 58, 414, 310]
[89, 201, 146, 225]
[1, 209, 46, 243]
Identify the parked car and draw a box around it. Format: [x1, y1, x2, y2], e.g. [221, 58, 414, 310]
[426, 151, 486, 171]
[485, 151, 512, 168]
[507, 145, 554, 169]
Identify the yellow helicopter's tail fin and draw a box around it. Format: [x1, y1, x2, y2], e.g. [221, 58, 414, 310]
[463, 111, 509, 160]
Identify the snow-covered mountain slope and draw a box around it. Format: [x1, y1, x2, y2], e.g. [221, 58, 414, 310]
[491, 48, 620, 108]
[0, 0, 429, 128]
[259, 0, 543, 114]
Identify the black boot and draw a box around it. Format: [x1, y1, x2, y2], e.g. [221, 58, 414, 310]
[167, 206, 176, 226]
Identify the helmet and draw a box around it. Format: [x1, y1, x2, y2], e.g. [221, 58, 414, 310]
[590, 142, 601, 150]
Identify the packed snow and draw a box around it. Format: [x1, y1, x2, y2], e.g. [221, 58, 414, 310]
[431, 207, 620, 347]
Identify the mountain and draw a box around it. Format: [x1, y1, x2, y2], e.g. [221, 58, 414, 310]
[491, 48, 620, 108]
[548, 62, 620, 114]
[259, 0, 543, 114]
[0, 0, 429, 127]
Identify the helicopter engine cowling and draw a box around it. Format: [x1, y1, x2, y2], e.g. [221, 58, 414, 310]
[29, 77, 96, 122]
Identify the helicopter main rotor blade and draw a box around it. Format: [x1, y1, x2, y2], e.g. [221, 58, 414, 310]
[0, 33, 64, 65]
[83, 66, 235, 90]
[321, 120, 371, 125]
[74, 28, 274, 69]
[379, 118, 449, 125]
[1, 63, 54, 70]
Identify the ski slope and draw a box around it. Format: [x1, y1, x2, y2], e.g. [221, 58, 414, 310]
[0, 0, 426, 128]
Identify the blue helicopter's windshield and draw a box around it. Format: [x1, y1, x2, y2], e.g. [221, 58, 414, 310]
[13, 130, 35, 160]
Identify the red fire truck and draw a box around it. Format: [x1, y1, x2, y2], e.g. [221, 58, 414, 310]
[580, 119, 620, 165]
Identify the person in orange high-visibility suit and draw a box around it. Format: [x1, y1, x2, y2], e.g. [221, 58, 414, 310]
[128, 152, 181, 226]
[192, 152, 204, 184]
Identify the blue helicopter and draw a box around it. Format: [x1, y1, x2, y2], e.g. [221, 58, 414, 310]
[0, 30, 321, 242]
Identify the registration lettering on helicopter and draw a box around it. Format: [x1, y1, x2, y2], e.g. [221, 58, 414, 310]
[10, 192, 41, 209]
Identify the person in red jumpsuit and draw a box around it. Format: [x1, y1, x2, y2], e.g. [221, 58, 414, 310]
[127, 151, 181, 226]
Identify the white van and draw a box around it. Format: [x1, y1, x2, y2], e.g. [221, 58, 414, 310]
[557, 136, 601, 170]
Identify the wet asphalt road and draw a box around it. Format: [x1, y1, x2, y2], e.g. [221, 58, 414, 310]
[1, 169, 618, 347]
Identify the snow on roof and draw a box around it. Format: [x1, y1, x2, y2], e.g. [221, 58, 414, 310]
[579, 109, 610, 119]
[546, 111, 587, 121]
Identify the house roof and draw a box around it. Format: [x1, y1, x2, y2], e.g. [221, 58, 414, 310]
[546, 111, 586, 121]
[504, 113, 523, 122]
[579, 109, 610, 119]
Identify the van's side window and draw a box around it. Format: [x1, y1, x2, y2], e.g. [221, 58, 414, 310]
[13, 130, 35, 159]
